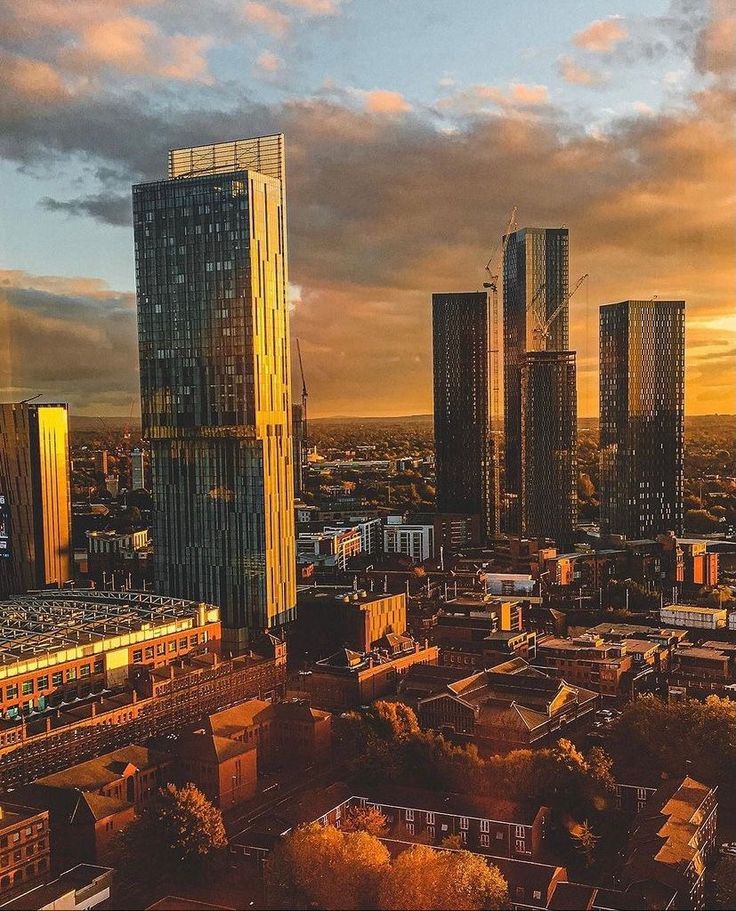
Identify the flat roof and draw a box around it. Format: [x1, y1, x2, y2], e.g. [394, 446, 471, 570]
[0, 589, 218, 674]
[661, 604, 726, 614]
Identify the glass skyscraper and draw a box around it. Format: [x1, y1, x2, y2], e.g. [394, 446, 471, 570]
[0, 402, 72, 597]
[133, 135, 296, 651]
[503, 227, 570, 533]
[432, 291, 497, 540]
[599, 299, 685, 540]
[520, 351, 577, 540]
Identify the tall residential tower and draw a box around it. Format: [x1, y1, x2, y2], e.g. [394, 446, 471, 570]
[133, 135, 296, 650]
[599, 299, 685, 539]
[432, 291, 497, 540]
[502, 227, 572, 534]
[0, 402, 72, 597]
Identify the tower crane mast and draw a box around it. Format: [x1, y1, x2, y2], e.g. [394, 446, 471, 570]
[482, 206, 517, 538]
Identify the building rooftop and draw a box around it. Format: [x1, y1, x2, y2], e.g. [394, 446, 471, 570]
[661, 604, 726, 615]
[0, 802, 46, 830]
[0, 864, 114, 911]
[0, 589, 219, 673]
[35, 744, 166, 792]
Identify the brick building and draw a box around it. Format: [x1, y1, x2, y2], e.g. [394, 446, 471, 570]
[0, 804, 50, 901]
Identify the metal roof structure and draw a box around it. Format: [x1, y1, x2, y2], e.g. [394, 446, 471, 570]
[0, 589, 218, 668]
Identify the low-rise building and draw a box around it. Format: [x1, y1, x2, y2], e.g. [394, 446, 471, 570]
[164, 731, 257, 810]
[0, 864, 113, 911]
[536, 635, 633, 697]
[0, 804, 50, 901]
[620, 776, 718, 911]
[297, 528, 362, 572]
[304, 635, 439, 711]
[0, 590, 221, 721]
[15, 745, 168, 869]
[85, 528, 151, 587]
[204, 698, 332, 770]
[383, 518, 434, 562]
[660, 604, 727, 630]
[417, 658, 598, 749]
[671, 644, 733, 685]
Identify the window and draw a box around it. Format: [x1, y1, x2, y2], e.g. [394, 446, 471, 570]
[533, 891, 542, 900]
[459, 817, 469, 831]
[514, 825, 525, 838]
[168, 641, 176, 652]
[37, 676, 49, 691]
[480, 819, 490, 833]
[179, 638, 188, 649]
[405, 809, 414, 822]
[406, 822, 415, 836]
[52, 672, 63, 688]
[6, 685, 18, 700]
[145, 647, 154, 659]
[80, 664, 91, 678]
[190, 635, 199, 646]
[133, 650, 143, 663]
[426, 812, 435, 826]
[156, 643, 165, 656]
[637, 788, 648, 800]
[460, 831, 467, 845]
[480, 833, 490, 847]
[495, 832, 503, 840]
[22, 681, 33, 696]
[66, 668, 77, 682]
[515, 839, 526, 853]
[93, 659, 104, 674]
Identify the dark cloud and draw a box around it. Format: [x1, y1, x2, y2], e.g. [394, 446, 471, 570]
[39, 192, 132, 226]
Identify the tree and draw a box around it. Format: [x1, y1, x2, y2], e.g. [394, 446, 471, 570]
[571, 820, 600, 867]
[266, 823, 390, 910]
[341, 804, 388, 836]
[120, 783, 226, 882]
[378, 845, 508, 911]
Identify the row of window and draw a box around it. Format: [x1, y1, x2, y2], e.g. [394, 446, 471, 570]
[4, 661, 104, 702]
[131, 634, 200, 663]
[0, 822, 45, 850]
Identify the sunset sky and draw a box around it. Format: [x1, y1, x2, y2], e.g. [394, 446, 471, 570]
[0, 0, 733, 417]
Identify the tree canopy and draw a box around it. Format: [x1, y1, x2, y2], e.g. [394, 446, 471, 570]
[378, 845, 508, 911]
[120, 783, 226, 882]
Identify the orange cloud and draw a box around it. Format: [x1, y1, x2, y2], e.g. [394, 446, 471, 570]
[363, 90, 411, 114]
[256, 49, 283, 72]
[695, 6, 736, 75]
[574, 17, 627, 52]
[243, 1, 290, 36]
[436, 82, 549, 117]
[281, 0, 345, 14]
[559, 55, 605, 86]
[2, 56, 67, 103]
[69, 15, 213, 82]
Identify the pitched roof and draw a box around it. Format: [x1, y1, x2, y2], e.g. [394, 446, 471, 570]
[35, 745, 166, 792]
[207, 699, 271, 737]
[171, 732, 255, 765]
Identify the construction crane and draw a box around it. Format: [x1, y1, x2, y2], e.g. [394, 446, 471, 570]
[482, 206, 517, 538]
[531, 273, 589, 350]
[296, 338, 309, 488]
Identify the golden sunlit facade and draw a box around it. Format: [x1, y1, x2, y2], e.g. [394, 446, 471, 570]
[0, 403, 71, 597]
[134, 135, 296, 651]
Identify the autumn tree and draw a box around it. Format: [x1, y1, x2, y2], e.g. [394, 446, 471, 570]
[266, 822, 390, 910]
[378, 845, 508, 911]
[571, 820, 600, 867]
[119, 783, 226, 882]
[341, 804, 388, 836]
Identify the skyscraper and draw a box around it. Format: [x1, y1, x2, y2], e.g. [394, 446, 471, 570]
[520, 351, 577, 540]
[130, 447, 145, 490]
[0, 402, 72, 596]
[503, 227, 569, 532]
[432, 291, 497, 540]
[292, 403, 304, 498]
[133, 135, 296, 650]
[599, 299, 685, 539]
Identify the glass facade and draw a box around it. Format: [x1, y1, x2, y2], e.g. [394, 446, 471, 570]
[520, 351, 577, 540]
[0, 403, 71, 597]
[503, 227, 569, 532]
[133, 135, 296, 650]
[599, 300, 685, 539]
[432, 292, 497, 540]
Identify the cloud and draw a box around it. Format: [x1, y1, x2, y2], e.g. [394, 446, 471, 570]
[362, 89, 411, 114]
[39, 193, 132, 227]
[243, 1, 290, 36]
[558, 55, 605, 87]
[256, 49, 283, 73]
[694, 7, 736, 75]
[574, 17, 628, 53]
[0, 271, 138, 413]
[436, 82, 550, 117]
[2, 55, 68, 103]
[280, 0, 346, 15]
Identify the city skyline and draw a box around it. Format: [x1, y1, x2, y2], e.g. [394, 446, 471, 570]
[0, 1, 733, 418]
